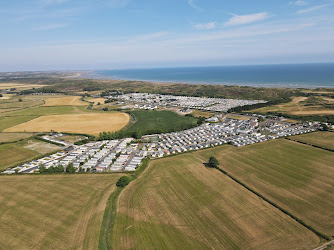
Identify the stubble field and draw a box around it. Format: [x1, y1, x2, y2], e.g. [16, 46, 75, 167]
[43, 96, 88, 106]
[4, 113, 130, 135]
[195, 139, 334, 237]
[112, 154, 320, 249]
[289, 131, 334, 150]
[0, 174, 122, 249]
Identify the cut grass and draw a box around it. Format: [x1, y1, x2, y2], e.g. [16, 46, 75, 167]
[4, 113, 130, 136]
[0, 174, 122, 249]
[195, 139, 334, 236]
[113, 154, 320, 249]
[43, 96, 88, 106]
[289, 131, 334, 151]
[0, 139, 61, 171]
[0, 132, 34, 143]
[126, 110, 198, 134]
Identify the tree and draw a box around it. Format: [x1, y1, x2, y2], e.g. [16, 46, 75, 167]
[56, 165, 64, 172]
[0, 94, 3, 97]
[321, 123, 329, 131]
[134, 130, 142, 139]
[209, 156, 219, 168]
[39, 164, 47, 173]
[116, 176, 131, 187]
[66, 163, 76, 173]
[18, 98, 23, 102]
[102, 107, 108, 111]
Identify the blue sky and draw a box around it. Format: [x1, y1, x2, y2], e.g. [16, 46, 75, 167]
[1, 0, 334, 71]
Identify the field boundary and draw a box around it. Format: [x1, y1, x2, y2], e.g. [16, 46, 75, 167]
[285, 138, 334, 152]
[200, 157, 331, 241]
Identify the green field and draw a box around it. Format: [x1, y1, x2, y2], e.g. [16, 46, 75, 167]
[112, 154, 319, 249]
[0, 139, 61, 171]
[195, 139, 334, 236]
[0, 132, 33, 143]
[126, 110, 198, 134]
[0, 174, 122, 249]
[289, 131, 334, 150]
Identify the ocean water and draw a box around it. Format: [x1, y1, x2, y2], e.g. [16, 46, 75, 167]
[91, 63, 334, 89]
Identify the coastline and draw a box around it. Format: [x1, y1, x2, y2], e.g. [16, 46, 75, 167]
[80, 71, 333, 90]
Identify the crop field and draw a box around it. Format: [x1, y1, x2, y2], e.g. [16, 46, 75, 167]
[43, 96, 88, 106]
[126, 110, 198, 134]
[195, 139, 334, 236]
[0, 139, 60, 171]
[0, 174, 122, 249]
[289, 131, 334, 150]
[4, 113, 130, 135]
[0, 116, 39, 132]
[113, 154, 319, 249]
[0, 132, 33, 143]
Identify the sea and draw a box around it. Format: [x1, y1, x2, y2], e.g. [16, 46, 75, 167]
[90, 63, 334, 89]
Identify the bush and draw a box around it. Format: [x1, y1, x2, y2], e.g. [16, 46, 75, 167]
[116, 176, 131, 187]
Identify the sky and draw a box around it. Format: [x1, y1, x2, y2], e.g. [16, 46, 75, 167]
[0, 0, 334, 71]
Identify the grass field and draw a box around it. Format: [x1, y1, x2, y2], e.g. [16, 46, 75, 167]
[43, 96, 88, 106]
[0, 132, 33, 142]
[190, 110, 214, 118]
[4, 113, 130, 135]
[195, 139, 334, 236]
[0, 139, 61, 171]
[113, 154, 319, 249]
[0, 174, 122, 249]
[126, 110, 198, 134]
[289, 131, 334, 150]
[0, 83, 47, 90]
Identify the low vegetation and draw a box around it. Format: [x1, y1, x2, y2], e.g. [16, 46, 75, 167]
[0, 174, 122, 249]
[4, 113, 130, 136]
[112, 154, 319, 249]
[195, 139, 334, 236]
[288, 131, 334, 151]
[0, 139, 61, 171]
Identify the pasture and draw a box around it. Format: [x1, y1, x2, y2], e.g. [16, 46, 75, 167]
[43, 96, 88, 106]
[0, 139, 60, 171]
[0, 132, 33, 143]
[113, 154, 319, 249]
[195, 139, 334, 236]
[0, 174, 122, 249]
[126, 110, 198, 134]
[4, 113, 130, 136]
[289, 131, 334, 150]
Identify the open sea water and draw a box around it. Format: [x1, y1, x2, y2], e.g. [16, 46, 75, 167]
[91, 63, 334, 89]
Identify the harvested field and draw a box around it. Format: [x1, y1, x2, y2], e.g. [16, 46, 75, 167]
[0, 132, 33, 143]
[0, 116, 38, 132]
[43, 96, 88, 106]
[4, 113, 130, 136]
[113, 154, 319, 249]
[289, 131, 334, 150]
[195, 139, 334, 236]
[0, 94, 14, 100]
[0, 174, 122, 249]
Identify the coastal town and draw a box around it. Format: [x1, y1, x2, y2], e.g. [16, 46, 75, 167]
[2, 113, 318, 174]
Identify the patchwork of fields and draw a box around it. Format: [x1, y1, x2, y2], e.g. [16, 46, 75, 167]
[195, 139, 334, 236]
[113, 154, 320, 249]
[0, 174, 122, 249]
